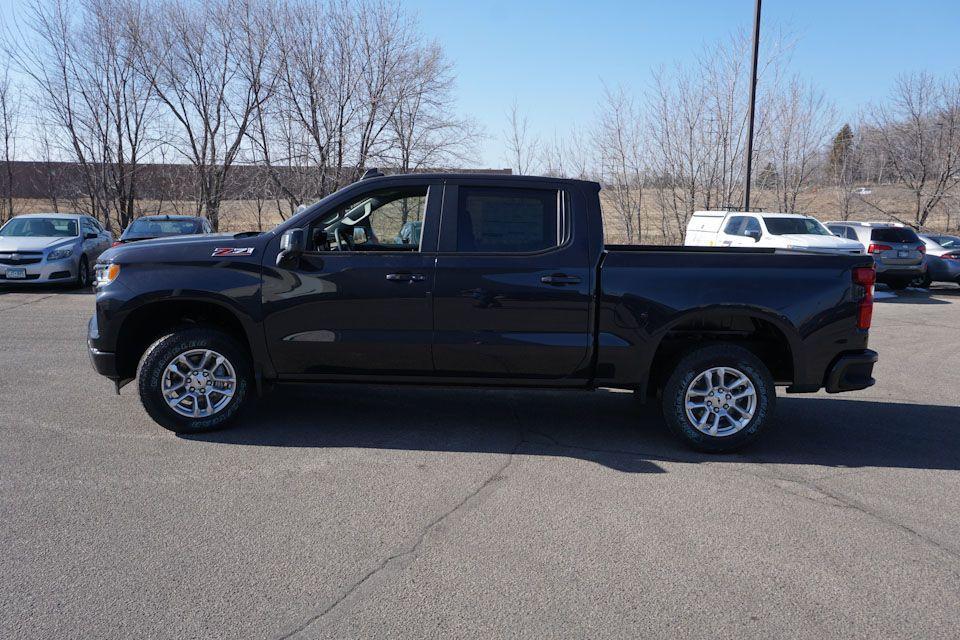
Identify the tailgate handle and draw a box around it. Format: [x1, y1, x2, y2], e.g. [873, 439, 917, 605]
[386, 272, 425, 282]
[540, 274, 581, 285]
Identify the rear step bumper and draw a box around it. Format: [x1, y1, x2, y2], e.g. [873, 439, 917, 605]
[824, 349, 879, 393]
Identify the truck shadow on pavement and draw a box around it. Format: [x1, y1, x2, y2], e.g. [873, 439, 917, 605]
[187, 385, 960, 474]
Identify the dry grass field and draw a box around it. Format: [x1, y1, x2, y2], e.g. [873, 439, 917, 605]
[9, 183, 960, 245]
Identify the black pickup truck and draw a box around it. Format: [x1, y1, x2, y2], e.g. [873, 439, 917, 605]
[88, 172, 878, 451]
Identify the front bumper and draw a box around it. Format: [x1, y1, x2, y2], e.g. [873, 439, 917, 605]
[0, 257, 77, 283]
[824, 349, 878, 393]
[88, 314, 119, 378]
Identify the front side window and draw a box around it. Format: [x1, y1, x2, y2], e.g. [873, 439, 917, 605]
[456, 187, 560, 253]
[310, 186, 427, 252]
[0, 217, 78, 237]
[723, 216, 747, 236]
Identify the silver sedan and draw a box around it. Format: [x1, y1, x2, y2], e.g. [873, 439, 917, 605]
[0, 213, 113, 287]
[917, 234, 960, 287]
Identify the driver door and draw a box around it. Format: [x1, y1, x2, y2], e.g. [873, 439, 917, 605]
[261, 181, 441, 378]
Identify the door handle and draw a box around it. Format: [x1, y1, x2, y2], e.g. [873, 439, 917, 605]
[386, 272, 426, 282]
[540, 274, 581, 285]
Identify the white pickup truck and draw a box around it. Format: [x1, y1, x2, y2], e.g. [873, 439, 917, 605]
[685, 211, 864, 254]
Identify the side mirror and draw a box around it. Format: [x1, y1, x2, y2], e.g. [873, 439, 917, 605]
[84, 232, 98, 240]
[746, 229, 761, 242]
[277, 228, 305, 267]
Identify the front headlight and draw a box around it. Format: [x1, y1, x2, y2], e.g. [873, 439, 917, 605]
[48, 248, 74, 260]
[94, 263, 120, 287]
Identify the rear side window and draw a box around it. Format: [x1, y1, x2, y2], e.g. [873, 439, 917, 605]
[457, 187, 560, 253]
[871, 227, 919, 243]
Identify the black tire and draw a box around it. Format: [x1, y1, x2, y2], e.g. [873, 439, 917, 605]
[660, 344, 776, 453]
[912, 273, 932, 289]
[75, 255, 90, 289]
[885, 277, 912, 291]
[137, 327, 251, 434]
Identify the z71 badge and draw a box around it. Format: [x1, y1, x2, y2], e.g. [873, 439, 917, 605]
[212, 247, 255, 257]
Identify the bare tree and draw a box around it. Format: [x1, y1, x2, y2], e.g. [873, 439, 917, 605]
[503, 100, 540, 175]
[386, 43, 481, 173]
[760, 76, 834, 213]
[11, 0, 158, 230]
[861, 71, 960, 229]
[130, 0, 275, 230]
[827, 123, 864, 220]
[0, 61, 19, 223]
[593, 85, 645, 243]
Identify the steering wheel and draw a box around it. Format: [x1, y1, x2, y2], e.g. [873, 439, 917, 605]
[334, 227, 354, 251]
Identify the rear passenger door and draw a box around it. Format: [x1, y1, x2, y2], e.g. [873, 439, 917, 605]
[431, 180, 593, 382]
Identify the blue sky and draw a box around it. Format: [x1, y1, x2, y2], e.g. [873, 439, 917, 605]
[1, 0, 957, 167]
[407, 0, 960, 167]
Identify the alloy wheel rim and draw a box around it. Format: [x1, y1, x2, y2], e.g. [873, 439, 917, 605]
[683, 366, 757, 437]
[161, 348, 237, 418]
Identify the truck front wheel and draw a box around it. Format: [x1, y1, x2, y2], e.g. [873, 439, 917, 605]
[660, 344, 775, 452]
[137, 327, 251, 433]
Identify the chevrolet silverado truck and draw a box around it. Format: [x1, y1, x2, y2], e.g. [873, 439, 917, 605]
[88, 172, 878, 451]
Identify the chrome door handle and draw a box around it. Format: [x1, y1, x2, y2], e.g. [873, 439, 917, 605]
[540, 274, 581, 285]
[386, 273, 426, 282]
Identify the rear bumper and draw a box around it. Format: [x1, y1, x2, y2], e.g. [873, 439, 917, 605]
[824, 349, 878, 393]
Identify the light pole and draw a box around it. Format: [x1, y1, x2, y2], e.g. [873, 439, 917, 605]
[743, 0, 762, 211]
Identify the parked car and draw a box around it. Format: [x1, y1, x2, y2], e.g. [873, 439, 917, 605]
[826, 221, 926, 290]
[685, 210, 863, 254]
[0, 213, 112, 287]
[88, 172, 878, 452]
[915, 234, 960, 287]
[115, 215, 212, 245]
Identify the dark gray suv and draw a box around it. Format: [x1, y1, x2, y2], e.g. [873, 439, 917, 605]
[826, 222, 925, 290]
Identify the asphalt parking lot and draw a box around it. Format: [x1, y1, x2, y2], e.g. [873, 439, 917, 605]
[2, 284, 959, 639]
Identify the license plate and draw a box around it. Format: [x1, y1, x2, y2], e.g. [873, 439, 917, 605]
[4, 267, 25, 279]
[898, 250, 909, 258]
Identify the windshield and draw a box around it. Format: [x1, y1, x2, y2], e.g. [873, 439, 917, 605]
[126, 218, 202, 236]
[763, 217, 832, 236]
[0, 217, 78, 237]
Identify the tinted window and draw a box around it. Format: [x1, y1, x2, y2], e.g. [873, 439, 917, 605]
[870, 227, 919, 243]
[457, 187, 560, 252]
[931, 235, 960, 249]
[845, 227, 859, 240]
[763, 217, 831, 236]
[723, 216, 747, 235]
[0, 217, 78, 237]
[127, 218, 203, 237]
[311, 186, 427, 251]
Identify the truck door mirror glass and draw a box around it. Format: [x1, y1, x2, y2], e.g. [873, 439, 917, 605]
[277, 228, 305, 266]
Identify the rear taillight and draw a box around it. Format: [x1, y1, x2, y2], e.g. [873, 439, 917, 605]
[917, 244, 926, 254]
[111, 240, 123, 247]
[867, 243, 892, 254]
[942, 252, 960, 261]
[853, 266, 876, 330]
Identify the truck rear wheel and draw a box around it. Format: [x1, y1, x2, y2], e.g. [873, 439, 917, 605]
[137, 327, 251, 433]
[660, 344, 775, 452]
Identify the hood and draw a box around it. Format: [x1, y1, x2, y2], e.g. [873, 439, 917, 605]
[0, 236, 76, 252]
[98, 231, 264, 263]
[778, 234, 863, 251]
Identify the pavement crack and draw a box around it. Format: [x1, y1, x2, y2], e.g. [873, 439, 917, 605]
[0, 294, 56, 313]
[276, 434, 523, 639]
[735, 463, 960, 570]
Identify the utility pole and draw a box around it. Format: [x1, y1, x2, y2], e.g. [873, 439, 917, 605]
[743, 0, 762, 211]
